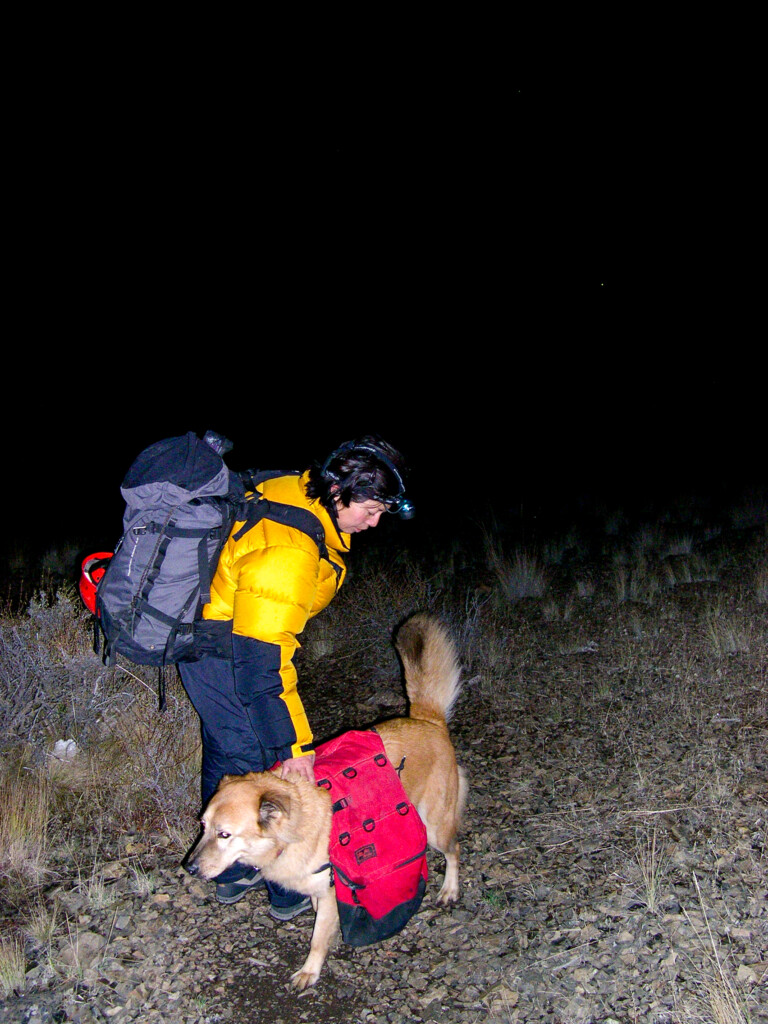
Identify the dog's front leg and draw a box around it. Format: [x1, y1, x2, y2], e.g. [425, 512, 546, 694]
[290, 889, 339, 991]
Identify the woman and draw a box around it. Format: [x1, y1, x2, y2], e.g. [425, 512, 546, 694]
[180, 435, 413, 918]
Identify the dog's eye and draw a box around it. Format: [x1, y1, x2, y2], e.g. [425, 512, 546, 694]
[217, 831, 231, 839]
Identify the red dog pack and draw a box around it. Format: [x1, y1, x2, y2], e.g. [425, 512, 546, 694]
[313, 730, 428, 947]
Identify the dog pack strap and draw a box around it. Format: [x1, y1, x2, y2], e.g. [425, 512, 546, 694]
[332, 864, 366, 904]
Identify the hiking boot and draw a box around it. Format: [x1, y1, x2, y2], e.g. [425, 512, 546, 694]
[268, 896, 312, 921]
[215, 869, 265, 905]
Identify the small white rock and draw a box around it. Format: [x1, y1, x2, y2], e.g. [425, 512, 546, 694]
[52, 738, 79, 760]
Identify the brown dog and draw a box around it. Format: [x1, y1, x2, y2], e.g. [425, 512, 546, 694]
[185, 613, 467, 990]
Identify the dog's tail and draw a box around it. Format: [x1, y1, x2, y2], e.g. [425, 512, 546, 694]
[395, 613, 462, 726]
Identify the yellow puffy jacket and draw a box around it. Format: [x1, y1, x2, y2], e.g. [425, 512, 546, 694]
[203, 471, 348, 761]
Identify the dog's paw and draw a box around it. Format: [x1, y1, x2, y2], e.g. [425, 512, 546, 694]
[436, 882, 460, 904]
[290, 965, 320, 992]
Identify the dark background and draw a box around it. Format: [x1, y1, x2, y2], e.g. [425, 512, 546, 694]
[8, 43, 762, 560]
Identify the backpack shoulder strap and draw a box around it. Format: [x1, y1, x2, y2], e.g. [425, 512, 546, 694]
[232, 495, 330, 563]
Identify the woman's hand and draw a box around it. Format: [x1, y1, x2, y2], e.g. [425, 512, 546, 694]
[280, 752, 316, 782]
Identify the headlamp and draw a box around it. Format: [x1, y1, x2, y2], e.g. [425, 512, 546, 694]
[385, 494, 416, 520]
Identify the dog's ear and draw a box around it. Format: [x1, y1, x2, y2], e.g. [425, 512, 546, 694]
[258, 790, 291, 828]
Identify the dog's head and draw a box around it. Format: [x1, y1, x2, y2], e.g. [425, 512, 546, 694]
[185, 772, 300, 880]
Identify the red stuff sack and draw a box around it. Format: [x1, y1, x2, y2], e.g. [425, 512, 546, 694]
[313, 730, 428, 947]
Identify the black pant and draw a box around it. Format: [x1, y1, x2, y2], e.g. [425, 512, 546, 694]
[179, 656, 302, 908]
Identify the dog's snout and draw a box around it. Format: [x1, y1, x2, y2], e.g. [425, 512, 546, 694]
[184, 857, 199, 877]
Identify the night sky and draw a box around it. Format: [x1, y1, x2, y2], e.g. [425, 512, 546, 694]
[10, 65, 762, 559]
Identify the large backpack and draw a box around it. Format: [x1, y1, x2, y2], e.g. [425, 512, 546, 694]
[313, 730, 429, 947]
[88, 431, 329, 708]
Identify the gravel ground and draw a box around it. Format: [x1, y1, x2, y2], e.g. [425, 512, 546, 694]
[2, 563, 767, 1024]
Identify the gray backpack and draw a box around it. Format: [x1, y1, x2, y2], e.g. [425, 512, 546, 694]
[93, 431, 328, 708]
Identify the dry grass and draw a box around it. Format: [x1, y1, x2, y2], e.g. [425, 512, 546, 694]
[756, 563, 768, 603]
[678, 874, 755, 1024]
[632, 826, 671, 913]
[703, 601, 753, 656]
[484, 540, 549, 604]
[0, 934, 25, 998]
[613, 555, 662, 604]
[23, 898, 59, 950]
[0, 764, 51, 885]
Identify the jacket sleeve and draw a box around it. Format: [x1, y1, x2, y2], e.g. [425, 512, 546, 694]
[230, 543, 319, 761]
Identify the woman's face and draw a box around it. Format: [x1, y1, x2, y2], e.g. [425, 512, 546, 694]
[334, 497, 388, 533]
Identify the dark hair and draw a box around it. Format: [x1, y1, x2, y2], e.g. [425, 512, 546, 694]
[306, 435, 408, 513]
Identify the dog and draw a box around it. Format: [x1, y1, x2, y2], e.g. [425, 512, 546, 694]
[185, 612, 467, 990]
